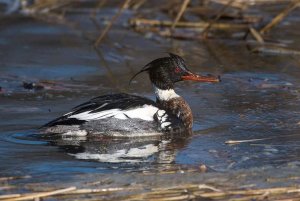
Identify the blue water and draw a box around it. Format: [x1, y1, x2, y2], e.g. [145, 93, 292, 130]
[0, 1, 300, 184]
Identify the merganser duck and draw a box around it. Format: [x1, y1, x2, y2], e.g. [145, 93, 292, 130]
[41, 53, 219, 137]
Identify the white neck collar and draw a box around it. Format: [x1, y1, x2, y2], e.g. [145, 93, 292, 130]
[153, 85, 180, 101]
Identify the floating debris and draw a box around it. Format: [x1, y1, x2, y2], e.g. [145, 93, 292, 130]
[251, 44, 300, 55]
[225, 137, 273, 145]
[225, 134, 300, 145]
[199, 164, 207, 172]
[22, 82, 44, 90]
[130, 18, 249, 30]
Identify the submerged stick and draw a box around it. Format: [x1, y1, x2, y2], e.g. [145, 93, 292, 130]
[199, 186, 300, 198]
[251, 45, 300, 55]
[0, 194, 21, 199]
[225, 137, 273, 145]
[24, 0, 73, 13]
[0, 187, 140, 201]
[171, 0, 190, 30]
[94, 0, 132, 47]
[0, 175, 31, 182]
[130, 18, 248, 30]
[131, 0, 146, 10]
[3, 187, 76, 201]
[249, 26, 264, 43]
[260, 0, 300, 34]
[226, 133, 300, 145]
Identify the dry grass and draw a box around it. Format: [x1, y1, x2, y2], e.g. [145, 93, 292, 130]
[11, 0, 299, 54]
[0, 167, 299, 201]
[1, 181, 299, 201]
[0, 170, 300, 201]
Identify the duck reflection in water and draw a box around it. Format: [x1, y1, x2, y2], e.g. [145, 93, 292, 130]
[43, 135, 191, 164]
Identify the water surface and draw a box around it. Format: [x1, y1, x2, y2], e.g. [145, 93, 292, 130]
[0, 1, 300, 193]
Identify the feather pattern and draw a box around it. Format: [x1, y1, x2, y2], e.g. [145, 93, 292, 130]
[42, 93, 179, 133]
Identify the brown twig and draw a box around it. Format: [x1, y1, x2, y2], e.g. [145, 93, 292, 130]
[0, 176, 31, 182]
[225, 137, 273, 144]
[131, 0, 146, 10]
[3, 187, 76, 201]
[0, 194, 21, 200]
[202, 0, 236, 38]
[130, 18, 248, 30]
[211, 0, 295, 8]
[226, 133, 300, 145]
[260, 0, 300, 34]
[94, 0, 132, 47]
[251, 44, 300, 55]
[249, 26, 264, 43]
[0, 187, 140, 201]
[171, 0, 190, 30]
[199, 186, 300, 198]
[24, 0, 73, 13]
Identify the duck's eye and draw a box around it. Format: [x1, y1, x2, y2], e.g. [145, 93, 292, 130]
[175, 67, 181, 73]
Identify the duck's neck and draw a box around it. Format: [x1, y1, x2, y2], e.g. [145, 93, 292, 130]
[153, 85, 193, 129]
[153, 85, 180, 101]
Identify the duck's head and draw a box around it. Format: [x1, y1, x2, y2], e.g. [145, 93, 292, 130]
[130, 53, 220, 90]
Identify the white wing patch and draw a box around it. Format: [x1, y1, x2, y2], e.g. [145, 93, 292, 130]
[68, 104, 159, 121]
[156, 110, 172, 129]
